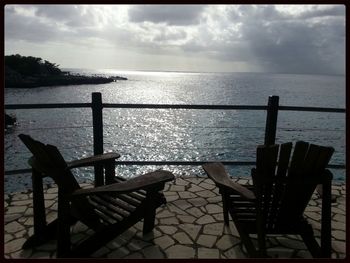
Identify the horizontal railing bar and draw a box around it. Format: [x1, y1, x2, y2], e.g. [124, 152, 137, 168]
[279, 106, 345, 113]
[103, 104, 267, 110]
[4, 162, 345, 176]
[5, 103, 345, 113]
[5, 103, 92, 109]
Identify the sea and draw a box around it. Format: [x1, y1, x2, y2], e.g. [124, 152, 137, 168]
[4, 70, 346, 193]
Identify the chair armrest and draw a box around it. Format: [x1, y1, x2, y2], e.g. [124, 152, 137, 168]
[202, 162, 255, 200]
[70, 170, 174, 197]
[67, 152, 120, 169]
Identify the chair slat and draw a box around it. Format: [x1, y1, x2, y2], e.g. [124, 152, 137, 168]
[276, 142, 293, 178]
[289, 141, 309, 178]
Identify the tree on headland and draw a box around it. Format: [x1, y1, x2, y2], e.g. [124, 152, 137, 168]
[5, 54, 62, 76]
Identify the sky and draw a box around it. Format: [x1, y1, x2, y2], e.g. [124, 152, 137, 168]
[4, 4, 346, 75]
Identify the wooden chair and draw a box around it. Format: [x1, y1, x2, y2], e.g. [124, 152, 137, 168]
[18, 134, 174, 258]
[202, 141, 334, 258]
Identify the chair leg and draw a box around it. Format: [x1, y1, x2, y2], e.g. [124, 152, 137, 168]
[300, 224, 321, 258]
[143, 191, 157, 234]
[221, 191, 230, 226]
[57, 190, 72, 258]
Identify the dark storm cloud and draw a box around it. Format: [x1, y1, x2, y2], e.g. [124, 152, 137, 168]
[128, 5, 206, 25]
[222, 5, 345, 75]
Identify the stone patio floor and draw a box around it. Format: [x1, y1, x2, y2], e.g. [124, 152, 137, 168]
[4, 176, 346, 259]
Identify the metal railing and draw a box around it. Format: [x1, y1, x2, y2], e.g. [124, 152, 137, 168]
[5, 93, 346, 178]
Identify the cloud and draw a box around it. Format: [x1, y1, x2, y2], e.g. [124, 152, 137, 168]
[128, 5, 206, 26]
[4, 4, 345, 75]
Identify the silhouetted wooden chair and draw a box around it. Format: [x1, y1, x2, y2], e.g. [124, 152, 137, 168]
[203, 141, 334, 258]
[18, 134, 174, 258]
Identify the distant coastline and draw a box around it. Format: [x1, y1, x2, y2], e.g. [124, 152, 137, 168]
[5, 54, 127, 88]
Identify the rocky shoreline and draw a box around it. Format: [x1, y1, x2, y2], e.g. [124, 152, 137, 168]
[5, 54, 127, 88]
[5, 72, 127, 88]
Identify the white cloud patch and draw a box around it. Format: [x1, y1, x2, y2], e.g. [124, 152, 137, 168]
[4, 4, 345, 75]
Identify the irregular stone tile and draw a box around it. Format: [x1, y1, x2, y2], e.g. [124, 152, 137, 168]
[203, 223, 223, 236]
[24, 208, 33, 216]
[212, 213, 224, 222]
[5, 234, 14, 243]
[44, 200, 55, 208]
[187, 207, 204, 217]
[157, 210, 175, 218]
[175, 178, 189, 186]
[44, 193, 57, 200]
[187, 197, 208, 207]
[127, 239, 151, 251]
[167, 203, 188, 215]
[198, 247, 220, 258]
[173, 199, 192, 210]
[5, 221, 25, 234]
[165, 194, 179, 202]
[205, 204, 222, 214]
[178, 191, 198, 199]
[164, 191, 177, 196]
[305, 211, 321, 221]
[158, 226, 177, 235]
[5, 214, 22, 223]
[199, 182, 216, 190]
[160, 217, 179, 225]
[143, 246, 165, 259]
[333, 214, 345, 223]
[4, 238, 26, 254]
[12, 194, 29, 201]
[15, 230, 26, 239]
[170, 185, 185, 192]
[178, 215, 196, 224]
[107, 246, 130, 258]
[179, 224, 202, 241]
[153, 235, 175, 250]
[216, 235, 240, 250]
[332, 207, 345, 215]
[6, 206, 27, 214]
[207, 196, 222, 203]
[332, 221, 345, 231]
[173, 232, 192, 245]
[196, 190, 217, 198]
[197, 234, 217, 248]
[332, 230, 346, 241]
[47, 187, 58, 194]
[196, 215, 216, 225]
[185, 178, 204, 185]
[11, 200, 32, 206]
[188, 184, 205, 192]
[166, 245, 195, 259]
[332, 240, 346, 254]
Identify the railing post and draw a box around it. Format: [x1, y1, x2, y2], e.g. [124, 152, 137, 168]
[264, 95, 279, 145]
[92, 92, 104, 186]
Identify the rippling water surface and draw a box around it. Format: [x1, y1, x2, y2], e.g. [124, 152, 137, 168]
[4, 70, 345, 193]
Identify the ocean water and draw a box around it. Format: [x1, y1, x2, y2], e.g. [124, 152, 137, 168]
[4, 70, 346, 193]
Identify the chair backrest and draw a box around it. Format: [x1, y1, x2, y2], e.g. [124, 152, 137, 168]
[253, 141, 334, 230]
[18, 134, 81, 194]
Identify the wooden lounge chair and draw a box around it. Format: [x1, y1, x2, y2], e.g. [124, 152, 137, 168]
[18, 134, 174, 258]
[202, 141, 334, 258]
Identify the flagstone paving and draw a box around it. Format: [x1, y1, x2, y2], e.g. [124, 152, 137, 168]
[4, 177, 346, 259]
